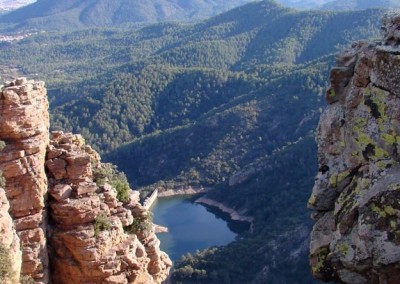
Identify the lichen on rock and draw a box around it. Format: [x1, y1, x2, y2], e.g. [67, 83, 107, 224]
[309, 13, 400, 283]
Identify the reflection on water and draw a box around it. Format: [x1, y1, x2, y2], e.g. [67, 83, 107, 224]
[151, 196, 237, 261]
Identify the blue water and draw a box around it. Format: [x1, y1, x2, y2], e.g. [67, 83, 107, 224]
[151, 196, 237, 261]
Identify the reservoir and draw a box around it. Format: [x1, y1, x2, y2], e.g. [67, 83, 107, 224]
[151, 196, 238, 261]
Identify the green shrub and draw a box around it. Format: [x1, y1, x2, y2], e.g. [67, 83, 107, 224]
[0, 140, 5, 151]
[93, 163, 131, 202]
[111, 179, 130, 203]
[124, 212, 153, 235]
[20, 275, 35, 284]
[0, 171, 5, 188]
[0, 243, 13, 282]
[94, 213, 111, 237]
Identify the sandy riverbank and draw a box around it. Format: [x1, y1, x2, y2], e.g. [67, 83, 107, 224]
[195, 197, 254, 224]
[157, 187, 210, 197]
[154, 224, 168, 233]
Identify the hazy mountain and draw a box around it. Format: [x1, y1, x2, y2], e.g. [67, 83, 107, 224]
[277, 0, 400, 10]
[276, 0, 330, 9]
[0, 0, 35, 13]
[322, 0, 400, 10]
[0, 0, 256, 31]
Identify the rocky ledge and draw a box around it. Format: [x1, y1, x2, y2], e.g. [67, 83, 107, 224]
[308, 13, 400, 284]
[0, 78, 171, 283]
[46, 131, 171, 283]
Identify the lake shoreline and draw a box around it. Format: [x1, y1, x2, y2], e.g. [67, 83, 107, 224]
[155, 187, 253, 232]
[157, 186, 210, 197]
[151, 194, 237, 261]
[194, 196, 254, 225]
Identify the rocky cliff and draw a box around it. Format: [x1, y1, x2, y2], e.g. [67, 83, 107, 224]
[309, 13, 400, 283]
[0, 187, 22, 283]
[0, 78, 171, 283]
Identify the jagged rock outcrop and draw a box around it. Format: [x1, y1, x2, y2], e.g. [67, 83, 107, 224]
[0, 78, 171, 283]
[309, 13, 400, 283]
[0, 187, 22, 283]
[0, 78, 49, 282]
[46, 131, 171, 283]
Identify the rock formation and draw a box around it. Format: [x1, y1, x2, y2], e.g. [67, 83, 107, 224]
[0, 187, 22, 283]
[309, 12, 400, 283]
[46, 131, 171, 283]
[0, 78, 171, 283]
[0, 78, 49, 282]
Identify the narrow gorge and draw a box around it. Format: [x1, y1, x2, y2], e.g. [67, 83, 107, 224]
[0, 78, 171, 283]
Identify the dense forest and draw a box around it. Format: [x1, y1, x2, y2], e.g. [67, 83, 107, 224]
[0, 0, 385, 282]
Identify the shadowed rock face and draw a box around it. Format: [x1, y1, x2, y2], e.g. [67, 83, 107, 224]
[0, 78, 171, 283]
[309, 13, 400, 284]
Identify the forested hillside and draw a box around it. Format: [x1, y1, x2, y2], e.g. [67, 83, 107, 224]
[0, 0, 385, 282]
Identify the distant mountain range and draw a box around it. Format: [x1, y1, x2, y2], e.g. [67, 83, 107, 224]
[0, 0, 35, 13]
[322, 0, 400, 10]
[280, 0, 400, 10]
[0, 0, 254, 31]
[278, 0, 330, 9]
[1, 0, 398, 32]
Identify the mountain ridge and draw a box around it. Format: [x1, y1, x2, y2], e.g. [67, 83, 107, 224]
[0, 0, 256, 31]
[322, 0, 400, 10]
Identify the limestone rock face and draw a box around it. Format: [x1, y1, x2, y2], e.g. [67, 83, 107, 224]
[309, 13, 400, 283]
[46, 132, 171, 284]
[0, 78, 49, 282]
[0, 187, 22, 283]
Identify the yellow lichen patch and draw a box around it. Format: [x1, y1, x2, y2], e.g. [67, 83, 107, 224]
[308, 194, 316, 206]
[370, 87, 388, 121]
[329, 175, 338, 188]
[384, 205, 396, 216]
[311, 247, 329, 274]
[381, 133, 396, 145]
[373, 147, 389, 160]
[360, 178, 370, 189]
[357, 133, 374, 147]
[376, 160, 387, 170]
[371, 203, 387, 218]
[390, 220, 397, 229]
[388, 183, 400, 191]
[337, 170, 351, 184]
[337, 243, 349, 256]
[354, 117, 368, 128]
